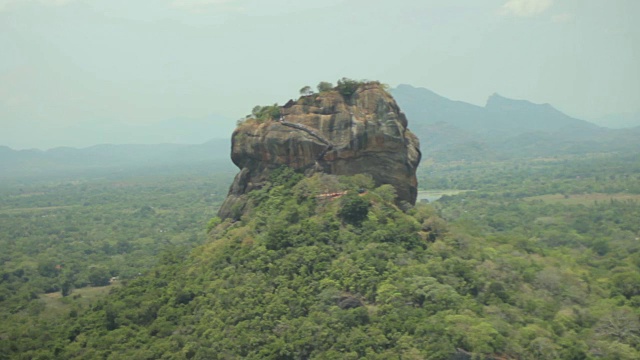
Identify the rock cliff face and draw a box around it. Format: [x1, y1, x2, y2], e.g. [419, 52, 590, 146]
[218, 82, 421, 219]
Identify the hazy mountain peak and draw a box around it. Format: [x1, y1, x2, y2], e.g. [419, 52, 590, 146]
[391, 84, 605, 149]
[485, 93, 552, 111]
[394, 84, 451, 103]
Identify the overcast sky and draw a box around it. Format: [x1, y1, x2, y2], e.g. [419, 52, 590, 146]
[1, 0, 639, 149]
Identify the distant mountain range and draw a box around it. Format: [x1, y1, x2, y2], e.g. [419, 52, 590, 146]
[2, 84, 638, 178]
[0, 139, 232, 179]
[391, 84, 640, 161]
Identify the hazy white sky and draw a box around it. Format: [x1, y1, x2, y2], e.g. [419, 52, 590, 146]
[1, 0, 639, 149]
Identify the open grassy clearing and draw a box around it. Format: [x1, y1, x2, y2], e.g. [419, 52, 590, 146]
[40, 285, 118, 316]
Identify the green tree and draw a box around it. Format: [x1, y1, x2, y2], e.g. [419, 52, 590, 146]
[336, 77, 361, 98]
[338, 193, 370, 225]
[317, 81, 333, 92]
[60, 280, 73, 297]
[611, 271, 640, 299]
[87, 266, 111, 287]
[299, 85, 313, 96]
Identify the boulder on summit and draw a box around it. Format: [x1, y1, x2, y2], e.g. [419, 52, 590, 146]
[218, 80, 421, 220]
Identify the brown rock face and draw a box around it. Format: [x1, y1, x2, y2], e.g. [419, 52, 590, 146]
[218, 83, 421, 219]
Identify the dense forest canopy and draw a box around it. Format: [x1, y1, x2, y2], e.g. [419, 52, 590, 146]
[1, 152, 639, 359]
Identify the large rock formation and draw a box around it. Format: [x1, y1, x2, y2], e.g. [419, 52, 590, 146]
[218, 82, 421, 219]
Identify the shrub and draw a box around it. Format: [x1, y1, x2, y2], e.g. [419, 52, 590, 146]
[250, 104, 281, 122]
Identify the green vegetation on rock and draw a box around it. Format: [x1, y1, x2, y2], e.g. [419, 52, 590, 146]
[249, 104, 282, 123]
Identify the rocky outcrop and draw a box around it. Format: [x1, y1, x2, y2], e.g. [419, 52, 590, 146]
[218, 82, 421, 219]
